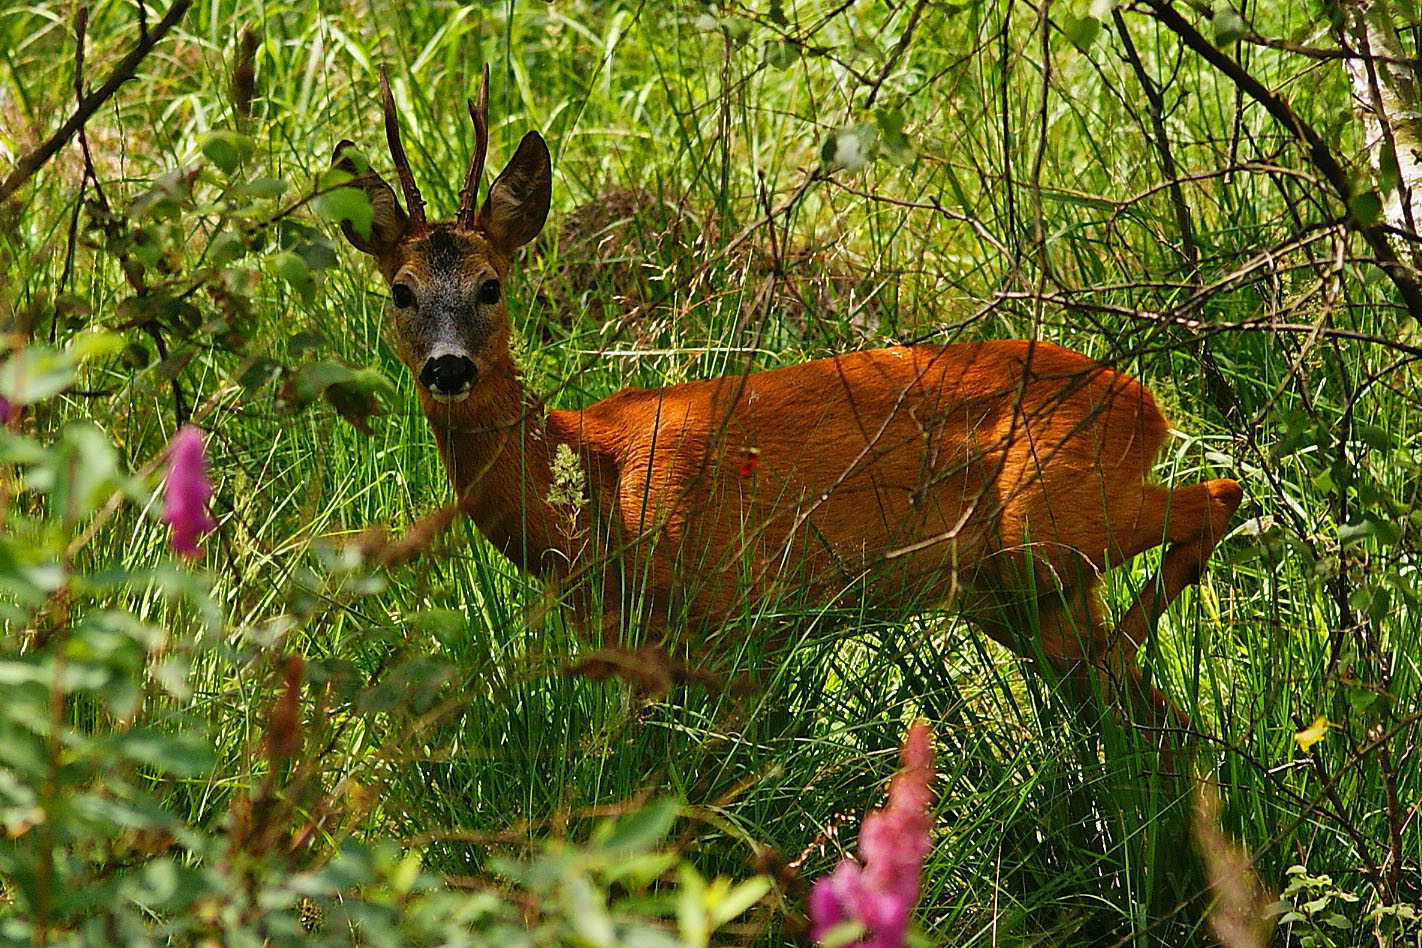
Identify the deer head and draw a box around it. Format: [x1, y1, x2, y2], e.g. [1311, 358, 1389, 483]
[332, 66, 551, 415]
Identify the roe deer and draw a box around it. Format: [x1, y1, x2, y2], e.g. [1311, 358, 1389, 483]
[331, 68, 1242, 734]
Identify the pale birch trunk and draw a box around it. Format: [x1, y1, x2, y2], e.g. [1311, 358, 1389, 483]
[1346, 0, 1422, 238]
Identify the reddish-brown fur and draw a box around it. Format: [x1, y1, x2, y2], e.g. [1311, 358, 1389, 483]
[333, 74, 1243, 734]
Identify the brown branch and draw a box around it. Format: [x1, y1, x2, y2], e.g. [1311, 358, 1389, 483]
[0, 0, 192, 205]
[863, 0, 931, 111]
[990, 288, 1422, 358]
[1138, 0, 1422, 322]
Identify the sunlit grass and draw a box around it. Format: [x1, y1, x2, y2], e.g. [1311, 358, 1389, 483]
[4, 0, 1420, 944]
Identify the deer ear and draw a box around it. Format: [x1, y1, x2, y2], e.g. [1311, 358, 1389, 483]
[331, 140, 410, 257]
[478, 131, 551, 252]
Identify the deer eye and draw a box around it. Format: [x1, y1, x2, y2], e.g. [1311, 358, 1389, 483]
[477, 279, 501, 306]
[392, 283, 415, 309]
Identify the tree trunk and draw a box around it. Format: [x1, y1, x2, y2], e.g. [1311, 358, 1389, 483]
[1346, 0, 1422, 244]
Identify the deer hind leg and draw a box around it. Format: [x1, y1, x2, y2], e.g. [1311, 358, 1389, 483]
[1015, 580, 1172, 730]
[1072, 476, 1243, 737]
[962, 568, 1166, 732]
[1111, 478, 1243, 655]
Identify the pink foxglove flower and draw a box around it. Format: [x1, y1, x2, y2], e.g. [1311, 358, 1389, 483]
[163, 425, 217, 558]
[809, 722, 934, 948]
[0, 395, 13, 424]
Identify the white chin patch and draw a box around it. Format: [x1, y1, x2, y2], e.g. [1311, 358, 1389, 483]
[428, 389, 472, 404]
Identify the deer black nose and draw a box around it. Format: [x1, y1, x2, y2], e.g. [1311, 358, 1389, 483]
[419, 355, 478, 398]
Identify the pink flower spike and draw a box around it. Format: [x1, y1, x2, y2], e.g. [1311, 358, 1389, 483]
[809, 722, 935, 948]
[0, 395, 14, 424]
[163, 425, 217, 559]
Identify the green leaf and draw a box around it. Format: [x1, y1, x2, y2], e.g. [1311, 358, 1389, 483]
[236, 176, 288, 200]
[1379, 141, 1401, 194]
[50, 422, 122, 525]
[314, 187, 375, 241]
[1354, 423, 1393, 452]
[328, 144, 370, 178]
[761, 39, 799, 69]
[819, 919, 869, 948]
[596, 798, 677, 853]
[294, 238, 339, 272]
[1350, 189, 1383, 226]
[288, 330, 329, 356]
[271, 250, 315, 306]
[0, 347, 78, 405]
[198, 130, 255, 174]
[210, 230, 246, 265]
[271, 250, 309, 285]
[707, 875, 771, 926]
[0, 333, 122, 405]
[1060, 12, 1101, 51]
[722, 16, 752, 45]
[876, 108, 914, 163]
[849, 36, 885, 61]
[1211, 4, 1245, 45]
[356, 658, 455, 714]
[122, 858, 207, 911]
[564, 873, 616, 947]
[107, 728, 216, 776]
[1340, 513, 1401, 549]
[676, 863, 709, 947]
[1212, 4, 1246, 45]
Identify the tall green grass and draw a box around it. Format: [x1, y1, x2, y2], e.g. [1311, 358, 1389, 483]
[3, 0, 1419, 944]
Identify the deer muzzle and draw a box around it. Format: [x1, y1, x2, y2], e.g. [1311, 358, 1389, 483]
[420, 354, 479, 402]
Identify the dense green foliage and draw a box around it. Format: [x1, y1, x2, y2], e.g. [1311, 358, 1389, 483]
[2, 0, 1421, 944]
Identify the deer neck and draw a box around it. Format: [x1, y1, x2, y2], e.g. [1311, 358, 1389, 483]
[424, 356, 592, 576]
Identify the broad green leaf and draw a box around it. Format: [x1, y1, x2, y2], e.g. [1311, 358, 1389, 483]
[53, 422, 122, 524]
[1354, 423, 1393, 452]
[107, 728, 216, 776]
[314, 187, 375, 241]
[0, 333, 121, 405]
[677, 863, 709, 946]
[819, 919, 869, 948]
[294, 238, 339, 272]
[876, 108, 913, 163]
[199, 130, 256, 174]
[271, 250, 315, 306]
[237, 176, 288, 199]
[761, 39, 799, 69]
[596, 797, 677, 853]
[564, 873, 615, 947]
[1350, 189, 1383, 226]
[210, 230, 246, 264]
[1212, 4, 1246, 45]
[1060, 12, 1100, 51]
[707, 874, 771, 926]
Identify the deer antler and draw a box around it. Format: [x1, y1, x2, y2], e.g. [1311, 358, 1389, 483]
[379, 66, 426, 227]
[457, 64, 490, 229]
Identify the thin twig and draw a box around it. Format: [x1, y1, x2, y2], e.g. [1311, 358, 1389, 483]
[1138, 0, 1422, 321]
[0, 0, 192, 204]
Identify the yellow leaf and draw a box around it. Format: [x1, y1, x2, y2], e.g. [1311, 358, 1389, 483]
[1295, 715, 1331, 752]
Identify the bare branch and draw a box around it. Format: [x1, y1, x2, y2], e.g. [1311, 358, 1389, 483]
[1138, 0, 1422, 321]
[0, 0, 192, 205]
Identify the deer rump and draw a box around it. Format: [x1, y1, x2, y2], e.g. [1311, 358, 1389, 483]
[547, 339, 1168, 647]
